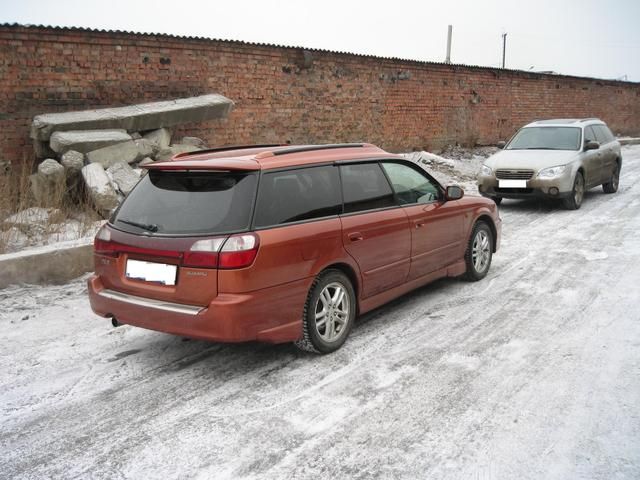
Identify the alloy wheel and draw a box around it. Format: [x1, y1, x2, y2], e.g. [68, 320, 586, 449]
[314, 282, 350, 343]
[472, 230, 491, 274]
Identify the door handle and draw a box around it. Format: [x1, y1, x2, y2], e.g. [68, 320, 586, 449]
[415, 218, 428, 228]
[348, 232, 364, 242]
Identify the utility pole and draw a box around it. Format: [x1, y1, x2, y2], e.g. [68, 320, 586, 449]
[501, 32, 507, 69]
[445, 25, 452, 64]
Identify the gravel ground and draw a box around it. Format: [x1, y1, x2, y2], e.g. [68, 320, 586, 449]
[1, 146, 639, 480]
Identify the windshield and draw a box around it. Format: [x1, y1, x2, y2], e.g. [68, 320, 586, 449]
[113, 170, 258, 235]
[506, 127, 581, 151]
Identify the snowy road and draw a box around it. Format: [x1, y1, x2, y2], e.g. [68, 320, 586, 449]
[2, 146, 640, 480]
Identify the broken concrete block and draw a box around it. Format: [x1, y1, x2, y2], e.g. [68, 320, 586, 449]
[31, 94, 234, 141]
[60, 150, 85, 172]
[180, 136, 208, 149]
[107, 162, 140, 195]
[134, 138, 159, 161]
[50, 129, 131, 154]
[61, 150, 85, 195]
[86, 140, 139, 168]
[81, 163, 119, 217]
[30, 159, 66, 205]
[143, 128, 172, 150]
[155, 144, 200, 162]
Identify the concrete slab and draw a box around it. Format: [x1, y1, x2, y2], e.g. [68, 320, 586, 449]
[31, 94, 234, 141]
[81, 163, 119, 216]
[86, 141, 139, 167]
[50, 129, 131, 154]
[0, 239, 93, 288]
[142, 128, 172, 149]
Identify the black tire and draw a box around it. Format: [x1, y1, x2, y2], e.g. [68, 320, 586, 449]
[492, 197, 503, 205]
[602, 162, 620, 194]
[562, 171, 585, 210]
[294, 269, 356, 354]
[463, 222, 493, 281]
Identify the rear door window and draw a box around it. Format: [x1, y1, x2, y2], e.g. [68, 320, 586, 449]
[381, 162, 441, 204]
[113, 171, 258, 235]
[340, 163, 397, 213]
[594, 125, 614, 144]
[254, 165, 342, 227]
[584, 126, 597, 144]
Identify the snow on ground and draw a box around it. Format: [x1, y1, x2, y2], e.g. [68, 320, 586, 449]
[1, 206, 103, 254]
[402, 149, 485, 194]
[1, 146, 640, 479]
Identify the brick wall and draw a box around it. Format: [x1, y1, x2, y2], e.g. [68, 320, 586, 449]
[1, 24, 639, 166]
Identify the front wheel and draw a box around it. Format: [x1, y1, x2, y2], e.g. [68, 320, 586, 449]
[295, 270, 356, 354]
[562, 171, 584, 210]
[463, 222, 493, 281]
[602, 163, 620, 194]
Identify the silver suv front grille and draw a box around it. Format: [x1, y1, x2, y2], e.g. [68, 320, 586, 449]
[495, 169, 534, 180]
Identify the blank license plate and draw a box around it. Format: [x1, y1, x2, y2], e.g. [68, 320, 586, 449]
[499, 179, 527, 188]
[126, 259, 177, 286]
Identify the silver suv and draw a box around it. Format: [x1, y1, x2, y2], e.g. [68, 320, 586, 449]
[477, 118, 622, 209]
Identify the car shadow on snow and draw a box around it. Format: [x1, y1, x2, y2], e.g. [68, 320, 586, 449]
[496, 189, 603, 213]
[104, 277, 459, 385]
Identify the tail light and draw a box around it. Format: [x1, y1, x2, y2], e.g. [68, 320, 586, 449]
[219, 234, 260, 269]
[94, 226, 181, 259]
[94, 226, 259, 270]
[94, 225, 116, 257]
[183, 238, 226, 268]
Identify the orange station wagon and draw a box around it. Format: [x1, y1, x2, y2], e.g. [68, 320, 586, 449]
[88, 144, 501, 353]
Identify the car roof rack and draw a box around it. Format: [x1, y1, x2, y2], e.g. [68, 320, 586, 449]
[172, 144, 286, 160]
[271, 143, 365, 156]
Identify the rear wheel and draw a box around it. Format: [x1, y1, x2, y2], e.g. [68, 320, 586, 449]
[295, 269, 356, 354]
[602, 163, 620, 194]
[463, 222, 493, 281]
[562, 171, 584, 210]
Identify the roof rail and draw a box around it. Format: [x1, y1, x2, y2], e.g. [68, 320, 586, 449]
[271, 143, 365, 156]
[172, 143, 286, 160]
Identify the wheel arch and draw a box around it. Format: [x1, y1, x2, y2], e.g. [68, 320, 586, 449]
[321, 262, 361, 314]
[474, 214, 498, 253]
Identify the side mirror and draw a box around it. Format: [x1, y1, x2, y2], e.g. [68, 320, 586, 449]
[585, 140, 600, 151]
[496, 141, 506, 149]
[445, 185, 464, 201]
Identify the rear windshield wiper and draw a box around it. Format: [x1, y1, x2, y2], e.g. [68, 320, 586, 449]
[117, 218, 159, 232]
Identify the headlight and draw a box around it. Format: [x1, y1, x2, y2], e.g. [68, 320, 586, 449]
[538, 165, 567, 178]
[480, 165, 493, 176]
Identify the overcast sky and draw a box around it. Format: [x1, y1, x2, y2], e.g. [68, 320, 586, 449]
[2, 0, 639, 81]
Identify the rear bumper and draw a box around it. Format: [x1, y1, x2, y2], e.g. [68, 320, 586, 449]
[88, 275, 308, 344]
